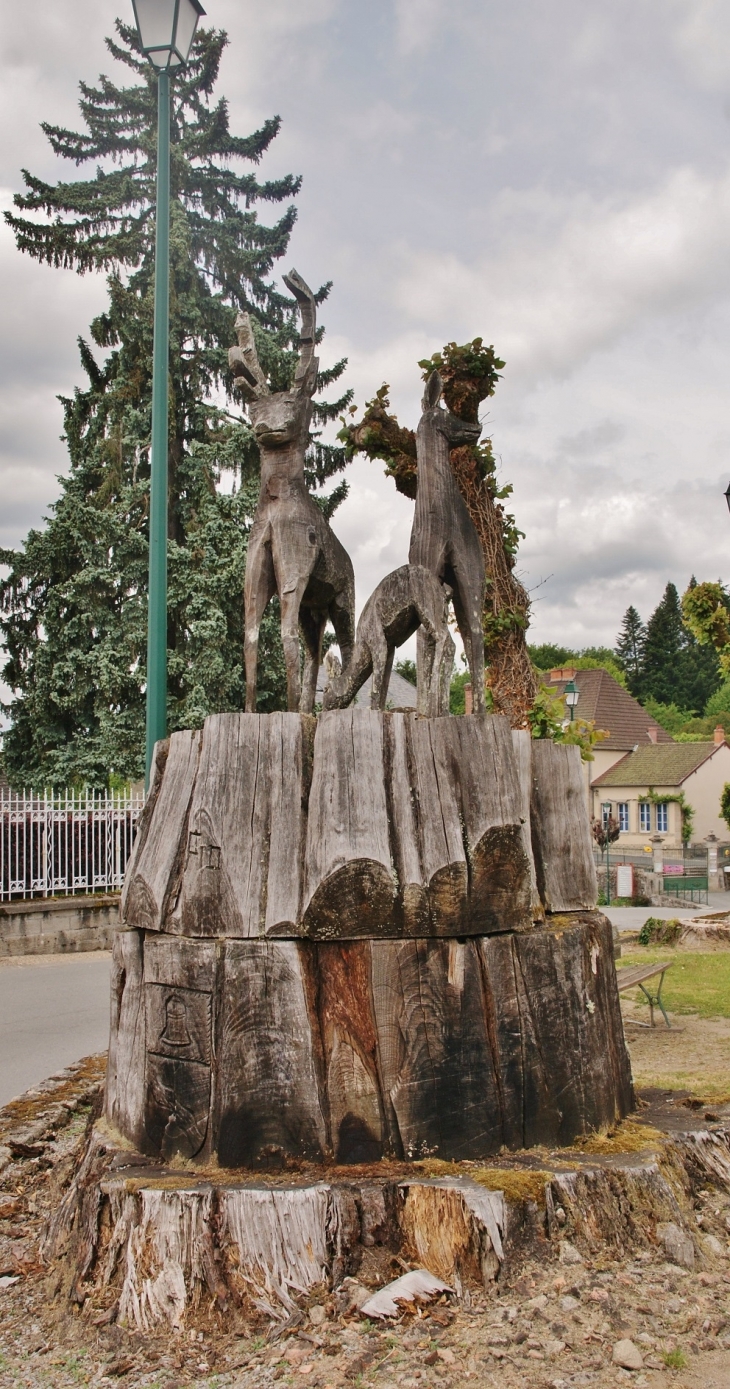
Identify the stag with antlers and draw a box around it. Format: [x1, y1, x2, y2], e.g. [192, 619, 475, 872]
[229, 270, 356, 713]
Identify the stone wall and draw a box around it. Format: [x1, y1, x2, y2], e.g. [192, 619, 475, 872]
[0, 894, 119, 957]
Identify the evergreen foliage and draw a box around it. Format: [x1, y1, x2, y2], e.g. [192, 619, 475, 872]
[641, 581, 720, 713]
[615, 605, 646, 695]
[0, 22, 350, 788]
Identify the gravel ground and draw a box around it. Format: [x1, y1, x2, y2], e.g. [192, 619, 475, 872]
[2, 1060, 730, 1389]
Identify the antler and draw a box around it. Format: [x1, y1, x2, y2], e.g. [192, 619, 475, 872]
[283, 268, 319, 397]
[228, 312, 269, 400]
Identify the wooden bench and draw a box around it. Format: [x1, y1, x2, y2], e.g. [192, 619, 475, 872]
[616, 960, 674, 1028]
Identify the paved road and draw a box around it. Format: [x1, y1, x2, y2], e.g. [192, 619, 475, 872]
[0, 951, 111, 1108]
[603, 889, 730, 933]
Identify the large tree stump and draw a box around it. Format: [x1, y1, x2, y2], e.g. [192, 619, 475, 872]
[108, 711, 630, 1170]
[106, 913, 631, 1167]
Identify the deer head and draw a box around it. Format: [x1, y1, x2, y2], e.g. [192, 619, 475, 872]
[228, 269, 319, 449]
[420, 371, 482, 448]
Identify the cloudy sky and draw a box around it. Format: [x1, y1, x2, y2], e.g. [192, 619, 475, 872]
[2, 0, 730, 655]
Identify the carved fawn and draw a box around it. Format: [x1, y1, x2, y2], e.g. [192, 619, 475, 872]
[409, 371, 486, 712]
[322, 564, 454, 715]
[229, 270, 356, 713]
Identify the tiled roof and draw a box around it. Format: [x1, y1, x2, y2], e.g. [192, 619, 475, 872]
[592, 741, 723, 788]
[549, 669, 673, 750]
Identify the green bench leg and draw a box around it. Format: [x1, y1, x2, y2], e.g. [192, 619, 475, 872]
[638, 972, 671, 1028]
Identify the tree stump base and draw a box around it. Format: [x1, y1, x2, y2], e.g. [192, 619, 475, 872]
[42, 1107, 730, 1330]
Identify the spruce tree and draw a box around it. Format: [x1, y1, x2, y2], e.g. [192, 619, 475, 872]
[615, 606, 646, 696]
[0, 21, 350, 788]
[641, 582, 720, 713]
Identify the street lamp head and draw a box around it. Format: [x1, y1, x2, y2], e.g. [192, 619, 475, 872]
[725, 479, 730, 514]
[132, 0, 205, 70]
[564, 678, 579, 718]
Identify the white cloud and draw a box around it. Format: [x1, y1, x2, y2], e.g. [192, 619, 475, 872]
[671, 0, 730, 89]
[394, 165, 730, 384]
[394, 0, 450, 55]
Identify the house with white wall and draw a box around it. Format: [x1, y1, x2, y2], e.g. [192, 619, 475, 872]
[591, 733, 730, 848]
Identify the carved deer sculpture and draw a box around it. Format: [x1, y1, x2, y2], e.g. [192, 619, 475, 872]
[229, 270, 356, 713]
[409, 371, 486, 712]
[322, 564, 454, 715]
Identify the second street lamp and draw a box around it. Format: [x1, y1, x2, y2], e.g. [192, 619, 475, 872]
[132, 0, 205, 785]
[564, 678, 579, 722]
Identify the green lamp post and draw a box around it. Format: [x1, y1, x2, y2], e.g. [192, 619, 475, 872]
[131, 0, 205, 785]
[564, 678, 579, 722]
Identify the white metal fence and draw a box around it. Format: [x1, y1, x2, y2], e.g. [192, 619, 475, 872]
[0, 788, 144, 902]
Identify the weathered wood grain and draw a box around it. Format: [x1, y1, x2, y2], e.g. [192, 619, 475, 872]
[172, 713, 312, 939]
[121, 710, 534, 940]
[105, 929, 147, 1149]
[142, 935, 217, 1162]
[370, 938, 505, 1160]
[479, 913, 633, 1148]
[315, 942, 386, 1162]
[302, 710, 396, 937]
[214, 940, 328, 1168]
[450, 715, 531, 933]
[406, 718, 468, 933]
[511, 728, 543, 919]
[122, 729, 201, 932]
[108, 917, 631, 1167]
[530, 740, 598, 911]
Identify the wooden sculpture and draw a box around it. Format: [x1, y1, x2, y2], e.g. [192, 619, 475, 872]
[322, 564, 454, 715]
[229, 269, 356, 713]
[409, 371, 487, 711]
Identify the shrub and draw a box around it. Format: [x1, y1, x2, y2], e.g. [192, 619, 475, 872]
[662, 1348, 687, 1370]
[638, 917, 683, 946]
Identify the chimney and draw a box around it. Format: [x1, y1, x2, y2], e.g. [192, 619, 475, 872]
[647, 726, 659, 744]
[549, 667, 577, 683]
[464, 683, 473, 715]
[715, 725, 725, 745]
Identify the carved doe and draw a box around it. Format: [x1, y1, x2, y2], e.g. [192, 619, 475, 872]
[323, 564, 454, 715]
[229, 270, 356, 713]
[409, 371, 486, 712]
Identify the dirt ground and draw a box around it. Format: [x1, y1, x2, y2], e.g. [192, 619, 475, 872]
[622, 1003, 730, 1098]
[2, 1050, 730, 1389]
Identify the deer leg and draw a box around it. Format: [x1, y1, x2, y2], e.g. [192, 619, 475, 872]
[416, 625, 438, 717]
[438, 628, 456, 715]
[279, 582, 309, 713]
[370, 634, 394, 709]
[323, 640, 372, 710]
[243, 532, 276, 714]
[451, 582, 485, 714]
[330, 590, 355, 675]
[299, 608, 326, 714]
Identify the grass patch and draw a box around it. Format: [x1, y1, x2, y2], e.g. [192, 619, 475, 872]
[471, 1167, 553, 1203]
[662, 1347, 688, 1370]
[572, 1120, 665, 1155]
[617, 949, 730, 1017]
[417, 1157, 553, 1202]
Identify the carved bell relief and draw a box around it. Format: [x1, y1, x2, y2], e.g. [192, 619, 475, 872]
[160, 993, 192, 1048]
